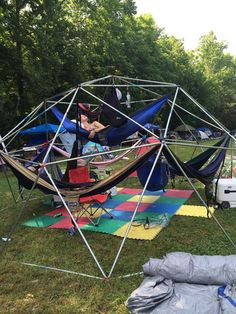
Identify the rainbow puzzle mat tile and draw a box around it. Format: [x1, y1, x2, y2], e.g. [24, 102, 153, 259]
[23, 188, 196, 240]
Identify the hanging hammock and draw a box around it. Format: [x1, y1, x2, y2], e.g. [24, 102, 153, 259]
[185, 137, 226, 170]
[51, 95, 169, 146]
[136, 137, 169, 191]
[0, 144, 159, 198]
[51, 138, 143, 167]
[163, 136, 230, 184]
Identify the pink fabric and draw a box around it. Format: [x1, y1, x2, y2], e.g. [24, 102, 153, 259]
[49, 217, 90, 229]
[115, 202, 149, 212]
[45, 207, 70, 217]
[118, 188, 143, 194]
[80, 194, 108, 203]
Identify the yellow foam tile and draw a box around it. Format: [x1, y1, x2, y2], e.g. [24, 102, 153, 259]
[176, 205, 215, 218]
[113, 223, 163, 240]
[128, 195, 160, 203]
[79, 207, 111, 218]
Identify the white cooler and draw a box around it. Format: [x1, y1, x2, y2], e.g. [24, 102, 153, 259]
[213, 178, 236, 209]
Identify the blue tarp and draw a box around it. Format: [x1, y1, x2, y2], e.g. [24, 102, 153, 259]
[20, 123, 65, 135]
[196, 127, 212, 133]
[144, 123, 160, 130]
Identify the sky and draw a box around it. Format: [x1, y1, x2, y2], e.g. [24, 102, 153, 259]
[135, 0, 236, 56]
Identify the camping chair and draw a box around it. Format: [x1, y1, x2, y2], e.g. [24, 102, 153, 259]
[68, 166, 113, 226]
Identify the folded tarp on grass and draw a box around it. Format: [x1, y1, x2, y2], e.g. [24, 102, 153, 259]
[126, 252, 236, 313]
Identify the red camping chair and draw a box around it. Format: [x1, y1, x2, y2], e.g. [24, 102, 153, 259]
[68, 166, 113, 226]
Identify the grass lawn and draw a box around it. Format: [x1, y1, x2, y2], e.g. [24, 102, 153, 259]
[0, 139, 236, 313]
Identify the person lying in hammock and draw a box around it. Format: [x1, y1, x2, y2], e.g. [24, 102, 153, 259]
[77, 102, 109, 139]
[80, 114, 108, 139]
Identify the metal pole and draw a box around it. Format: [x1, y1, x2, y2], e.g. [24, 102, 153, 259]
[22, 263, 104, 280]
[0, 101, 44, 144]
[180, 88, 236, 142]
[113, 75, 177, 86]
[169, 104, 203, 148]
[45, 142, 159, 167]
[42, 88, 79, 164]
[173, 102, 220, 130]
[163, 87, 179, 138]
[43, 167, 107, 278]
[165, 144, 236, 249]
[80, 87, 164, 139]
[0, 168, 43, 255]
[81, 84, 178, 88]
[81, 74, 113, 86]
[165, 140, 236, 151]
[108, 144, 164, 277]
[230, 137, 233, 178]
[2, 88, 77, 145]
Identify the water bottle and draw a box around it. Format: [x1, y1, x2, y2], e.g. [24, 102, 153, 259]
[161, 214, 170, 228]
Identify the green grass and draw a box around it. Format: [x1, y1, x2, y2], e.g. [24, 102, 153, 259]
[1, 140, 236, 313]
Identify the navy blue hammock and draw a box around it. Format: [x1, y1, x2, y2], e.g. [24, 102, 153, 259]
[51, 95, 169, 146]
[136, 138, 169, 191]
[162, 136, 230, 185]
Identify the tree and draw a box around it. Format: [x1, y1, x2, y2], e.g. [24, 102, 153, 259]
[192, 32, 236, 118]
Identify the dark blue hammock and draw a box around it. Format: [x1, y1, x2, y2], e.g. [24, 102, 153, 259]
[163, 136, 229, 184]
[186, 137, 226, 170]
[137, 155, 169, 191]
[51, 95, 169, 146]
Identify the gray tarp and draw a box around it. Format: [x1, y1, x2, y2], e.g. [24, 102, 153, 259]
[143, 252, 236, 285]
[126, 252, 236, 313]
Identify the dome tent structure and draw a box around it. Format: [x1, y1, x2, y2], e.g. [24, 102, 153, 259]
[1, 74, 236, 280]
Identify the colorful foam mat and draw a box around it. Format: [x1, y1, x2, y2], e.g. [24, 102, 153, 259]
[176, 205, 215, 218]
[23, 188, 195, 240]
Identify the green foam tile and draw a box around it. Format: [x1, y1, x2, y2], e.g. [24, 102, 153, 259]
[23, 215, 65, 228]
[134, 212, 167, 220]
[155, 196, 187, 205]
[111, 194, 133, 201]
[81, 218, 126, 234]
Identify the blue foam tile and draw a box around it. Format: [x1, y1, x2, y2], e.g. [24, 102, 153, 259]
[101, 210, 133, 221]
[92, 199, 122, 209]
[145, 203, 180, 215]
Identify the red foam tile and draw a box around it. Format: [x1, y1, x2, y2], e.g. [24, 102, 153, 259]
[164, 189, 193, 198]
[49, 217, 90, 229]
[115, 201, 149, 212]
[129, 171, 137, 177]
[46, 207, 70, 217]
[119, 188, 143, 195]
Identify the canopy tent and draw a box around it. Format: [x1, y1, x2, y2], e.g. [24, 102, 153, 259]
[196, 127, 213, 137]
[174, 124, 195, 132]
[1, 74, 236, 281]
[196, 130, 209, 140]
